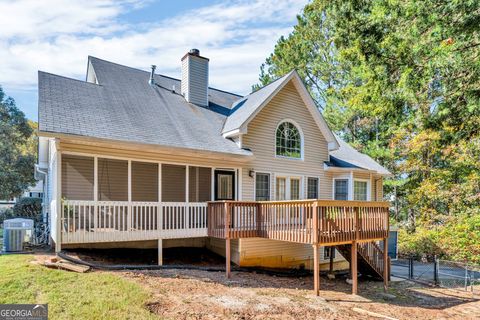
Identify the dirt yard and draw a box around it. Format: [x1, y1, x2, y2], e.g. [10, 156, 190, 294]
[31, 249, 479, 319]
[119, 268, 480, 320]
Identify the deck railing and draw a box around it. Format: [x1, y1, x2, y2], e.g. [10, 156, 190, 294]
[61, 200, 208, 243]
[207, 200, 389, 245]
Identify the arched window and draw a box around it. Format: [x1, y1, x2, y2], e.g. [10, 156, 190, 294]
[276, 121, 302, 159]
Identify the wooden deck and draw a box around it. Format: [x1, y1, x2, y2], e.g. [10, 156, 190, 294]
[60, 199, 389, 295]
[207, 200, 389, 245]
[208, 200, 390, 295]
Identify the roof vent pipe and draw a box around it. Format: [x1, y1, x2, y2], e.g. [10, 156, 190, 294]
[148, 65, 156, 85]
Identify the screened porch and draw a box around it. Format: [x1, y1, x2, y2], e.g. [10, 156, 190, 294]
[59, 154, 238, 244]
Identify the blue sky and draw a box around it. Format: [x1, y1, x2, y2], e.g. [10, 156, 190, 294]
[0, 0, 307, 120]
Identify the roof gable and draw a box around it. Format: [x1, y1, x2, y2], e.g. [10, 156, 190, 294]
[222, 70, 339, 150]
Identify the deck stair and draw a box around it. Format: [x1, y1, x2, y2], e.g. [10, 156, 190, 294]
[336, 241, 386, 280]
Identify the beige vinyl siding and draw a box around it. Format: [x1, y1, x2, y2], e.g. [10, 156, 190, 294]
[162, 164, 186, 202]
[239, 80, 336, 268]
[241, 80, 330, 201]
[239, 238, 347, 270]
[376, 178, 383, 200]
[132, 161, 158, 202]
[206, 238, 240, 265]
[98, 158, 128, 201]
[189, 166, 212, 202]
[61, 154, 94, 200]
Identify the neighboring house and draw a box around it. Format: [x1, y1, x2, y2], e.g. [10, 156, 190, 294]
[0, 180, 44, 210]
[36, 50, 391, 294]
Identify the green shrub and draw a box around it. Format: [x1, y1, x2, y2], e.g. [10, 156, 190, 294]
[12, 197, 42, 223]
[0, 208, 15, 225]
[398, 215, 480, 264]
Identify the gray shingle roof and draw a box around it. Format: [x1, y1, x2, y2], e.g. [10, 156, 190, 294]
[222, 71, 293, 134]
[328, 136, 391, 175]
[39, 57, 251, 156]
[38, 56, 389, 175]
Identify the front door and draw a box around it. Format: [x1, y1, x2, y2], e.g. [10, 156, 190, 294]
[214, 170, 235, 200]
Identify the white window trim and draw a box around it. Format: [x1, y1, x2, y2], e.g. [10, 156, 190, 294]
[332, 174, 351, 200]
[306, 176, 320, 199]
[253, 171, 271, 201]
[353, 178, 371, 201]
[274, 119, 305, 161]
[274, 174, 304, 200]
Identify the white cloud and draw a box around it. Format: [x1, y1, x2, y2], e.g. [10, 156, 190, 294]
[0, 0, 306, 111]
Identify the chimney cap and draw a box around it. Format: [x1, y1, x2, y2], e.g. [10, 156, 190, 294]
[189, 48, 200, 55]
[181, 49, 209, 61]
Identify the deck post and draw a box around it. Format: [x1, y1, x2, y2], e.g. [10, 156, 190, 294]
[158, 238, 163, 266]
[313, 244, 320, 296]
[226, 238, 231, 278]
[383, 237, 388, 291]
[351, 241, 358, 295]
[225, 202, 231, 279]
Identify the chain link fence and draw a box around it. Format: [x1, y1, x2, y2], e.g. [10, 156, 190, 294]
[391, 256, 479, 296]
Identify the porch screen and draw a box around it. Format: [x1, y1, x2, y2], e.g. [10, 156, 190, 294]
[62, 155, 94, 200]
[162, 164, 186, 202]
[98, 158, 128, 201]
[189, 166, 211, 202]
[132, 161, 158, 202]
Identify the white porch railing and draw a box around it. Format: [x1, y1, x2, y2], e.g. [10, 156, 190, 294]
[61, 200, 208, 244]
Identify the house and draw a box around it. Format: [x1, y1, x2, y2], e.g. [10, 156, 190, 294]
[36, 49, 391, 295]
[0, 180, 44, 210]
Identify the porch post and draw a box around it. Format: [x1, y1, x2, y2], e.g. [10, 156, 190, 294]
[158, 238, 163, 266]
[313, 244, 320, 296]
[127, 160, 132, 231]
[55, 149, 62, 253]
[93, 157, 98, 231]
[351, 241, 358, 294]
[383, 237, 389, 291]
[186, 165, 189, 229]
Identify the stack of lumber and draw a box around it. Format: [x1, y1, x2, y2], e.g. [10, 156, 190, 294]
[44, 257, 90, 273]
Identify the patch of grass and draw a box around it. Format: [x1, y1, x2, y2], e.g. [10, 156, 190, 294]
[0, 255, 156, 320]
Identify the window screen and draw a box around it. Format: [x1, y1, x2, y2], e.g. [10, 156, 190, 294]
[162, 164, 186, 202]
[62, 155, 94, 200]
[98, 158, 128, 201]
[132, 161, 158, 202]
[334, 179, 348, 200]
[189, 166, 212, 202]
[255, 173, 270, 201]
[307, 177, 318, 199]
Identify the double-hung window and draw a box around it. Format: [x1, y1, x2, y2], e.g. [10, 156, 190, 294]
[255, 173, 270, 201]
[334, 179, 348, 200]
[290, 178, 300, 200]
[307, 177, 319, 199]
[354, 180, 368, 201]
